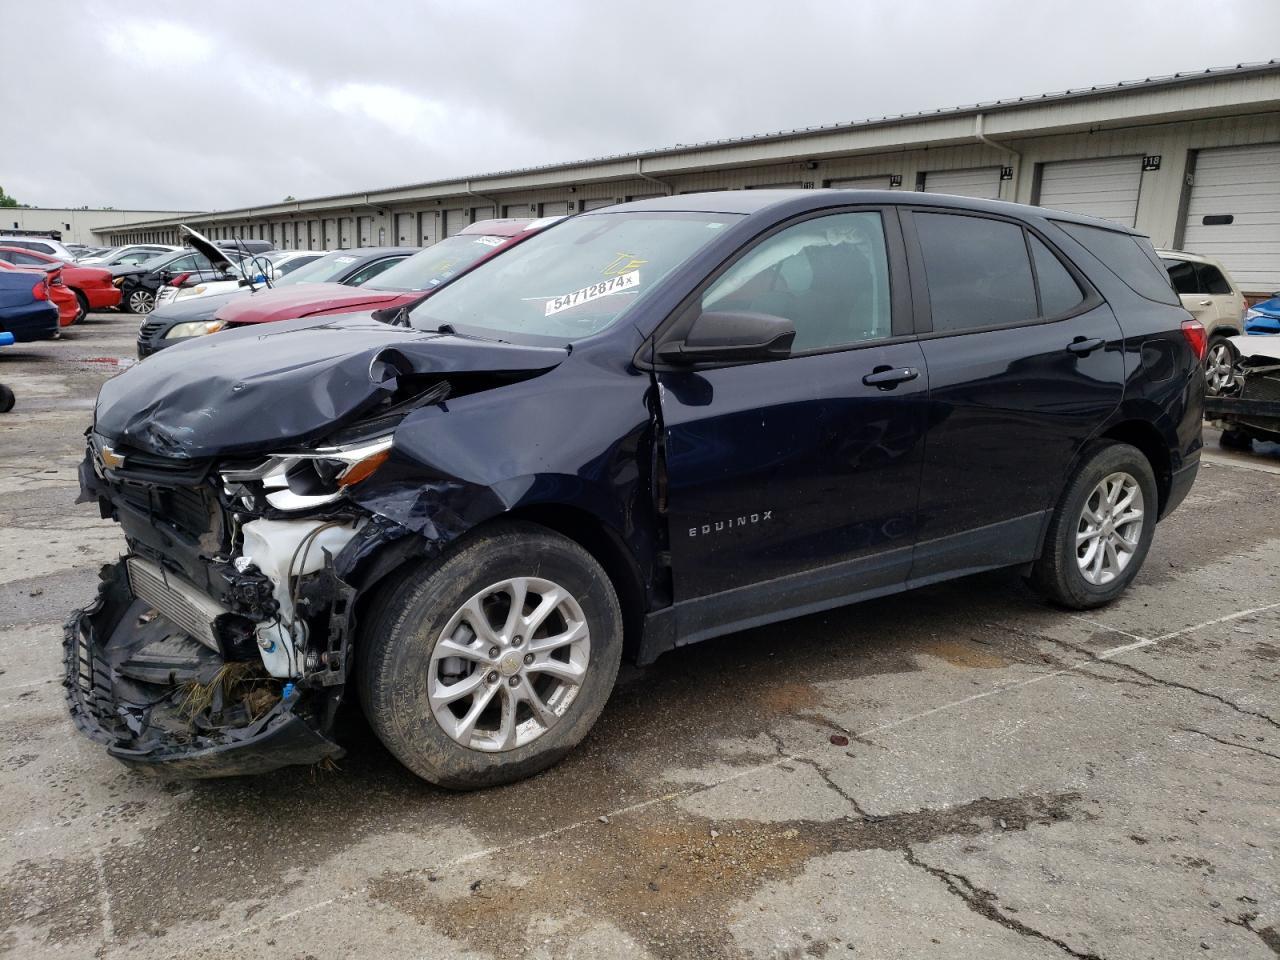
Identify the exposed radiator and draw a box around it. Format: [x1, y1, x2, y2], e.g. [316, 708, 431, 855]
[126, 557, 228, 653]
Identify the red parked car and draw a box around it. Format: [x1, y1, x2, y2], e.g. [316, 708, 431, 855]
[213, 218, 556, 329]
[0, 261, 79, 326]
[0, 246, 122, 319]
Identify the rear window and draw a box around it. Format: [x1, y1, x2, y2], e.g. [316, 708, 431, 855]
[1057, 222, 1178, 305]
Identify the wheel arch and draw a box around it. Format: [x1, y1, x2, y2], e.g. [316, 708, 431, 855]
[1096, 418, 1172, 515]
[500, 503, 648, 664]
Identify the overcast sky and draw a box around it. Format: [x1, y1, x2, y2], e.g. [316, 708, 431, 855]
[2, 0, 1277, 212]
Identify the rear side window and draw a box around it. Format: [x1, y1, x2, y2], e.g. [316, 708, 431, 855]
[1163, 258, 1199, 295]
[914, 213, 1038, 332]
[1057, 222, 1179, 305]
[1197, 263, 1233, 295]
[1029, 236, 1084, 317]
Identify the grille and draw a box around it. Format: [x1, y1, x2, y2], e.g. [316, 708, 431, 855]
[138, 317, 167, 339]
[126, 557, 227, 652]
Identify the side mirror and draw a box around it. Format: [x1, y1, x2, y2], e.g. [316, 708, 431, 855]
[658, 310, 795, 365]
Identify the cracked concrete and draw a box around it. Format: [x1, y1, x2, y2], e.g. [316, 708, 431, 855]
[0, 314, 1277, 959]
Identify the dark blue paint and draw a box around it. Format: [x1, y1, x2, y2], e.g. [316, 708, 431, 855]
[0, 272, 59, 342]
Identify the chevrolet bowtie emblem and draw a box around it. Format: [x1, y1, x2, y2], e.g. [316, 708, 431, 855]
[99, 445, 126, 470]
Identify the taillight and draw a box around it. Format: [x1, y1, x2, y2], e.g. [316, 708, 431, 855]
[1181, 319, 1208, 361]
[32, 280, 48, 300]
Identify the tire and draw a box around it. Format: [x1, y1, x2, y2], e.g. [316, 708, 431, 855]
[359, 521, 623, 789]
[0, 385, 14, 413]
[1029, 442, 1158, 609]
[125, 289, 155, 315]
[1204, 336, 1239, 396]
[73, 290, 90, 324]
[1219, 428, 1253, 451]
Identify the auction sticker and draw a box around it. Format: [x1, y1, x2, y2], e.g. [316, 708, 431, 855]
[545, 270, 639, 316]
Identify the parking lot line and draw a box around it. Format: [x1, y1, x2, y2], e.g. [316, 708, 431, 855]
[173, 596, 1280, 956]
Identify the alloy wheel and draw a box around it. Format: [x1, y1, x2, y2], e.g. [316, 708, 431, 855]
[1205, 341, 1236, 395]
[129, 290, 155, 315]
[428, 577, 590, 752]
[1076, 472, 1144, 586]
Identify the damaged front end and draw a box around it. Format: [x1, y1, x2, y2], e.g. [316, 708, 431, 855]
[67, 436, 367, 776]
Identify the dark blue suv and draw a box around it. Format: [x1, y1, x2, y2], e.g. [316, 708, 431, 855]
[70, 191, 1203, 788]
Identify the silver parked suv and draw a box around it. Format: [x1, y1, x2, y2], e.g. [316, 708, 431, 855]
[1160, 249, 1247, 394]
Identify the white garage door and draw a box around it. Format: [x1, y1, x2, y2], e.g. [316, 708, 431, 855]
[747, 181, 803, 189]
[471, 206, 495, 223]
[540, 201, 570, 217]
[1182, 143, 1280, 294]
[394, 213, 416, 245]
[419, 212, 438, 246]
[504, 203, 535, 218]
[827, 175, 900, 190]
[1038, 156, 1143, 226]
[581, 198, 617, 211]
[444, 210, 466, 237]
[921, 167, 1002, 200]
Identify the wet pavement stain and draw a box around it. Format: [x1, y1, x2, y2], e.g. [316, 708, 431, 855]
[365, 791, 1089, 960]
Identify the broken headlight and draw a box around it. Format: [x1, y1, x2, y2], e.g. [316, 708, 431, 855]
[220, 436, 393, 512]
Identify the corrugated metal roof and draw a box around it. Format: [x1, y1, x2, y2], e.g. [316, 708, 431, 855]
[105, 59, 1280, 229]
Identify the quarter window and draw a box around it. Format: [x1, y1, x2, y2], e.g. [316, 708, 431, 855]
[1029, 236, 1084, 316]
[1056, 222, 1179, 306]
[701, 211, 893, 352]
[914, 213, 1038, 332]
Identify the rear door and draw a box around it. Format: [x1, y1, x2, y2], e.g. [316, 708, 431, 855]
[904, 209, 1124, 580]
[657, 207, 929, 637]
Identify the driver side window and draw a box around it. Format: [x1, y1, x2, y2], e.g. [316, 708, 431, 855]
[701, 211, 893, 353]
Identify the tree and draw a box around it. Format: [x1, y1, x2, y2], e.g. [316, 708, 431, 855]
[0, 185, 20, 208]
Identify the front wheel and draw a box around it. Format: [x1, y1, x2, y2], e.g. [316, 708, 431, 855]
[1204, 337, 1238, 396]
[1029, 442, 1158, 609]
[73, 290, 90, 324]
[125, 289, 155, 315]
[359, 522, 623, 789]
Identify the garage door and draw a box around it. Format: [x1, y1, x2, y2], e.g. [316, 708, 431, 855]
[921, 167, 1002, 200]
[471, 206, 495, 223]
[827, 175, 900, 190]
[540, 201, 570, 217]
[581, 198, 617, 211]
[444, 210, 466, 237]
[323, 219, 338, 249]
[1182, 143, 1280, 294]
[394, 213, 416, 245]
[1037, 156, 1143, 226]
[747, 181, 803, 189]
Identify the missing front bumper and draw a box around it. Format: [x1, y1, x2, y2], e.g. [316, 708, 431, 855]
[64, 560, 344, 778]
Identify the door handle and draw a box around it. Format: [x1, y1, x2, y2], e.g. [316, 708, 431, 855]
[1198, 299, 1213, 307]
[862, 365, 920, 389]
[1067, 337, 1105, 356]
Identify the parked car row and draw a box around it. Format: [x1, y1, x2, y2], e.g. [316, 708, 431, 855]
[135, 218, 555, 355]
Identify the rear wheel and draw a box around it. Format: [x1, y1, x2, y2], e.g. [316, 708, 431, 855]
[359, 522, 623, 789]
[125, 289, 155, 315]
[1029, 442, 1158, 609]
[73, 290, 90, 324]
[0, 385, 14, 413]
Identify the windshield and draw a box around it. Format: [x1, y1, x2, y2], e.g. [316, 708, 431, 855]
[274, 251, 365, 285]
[410, 212, 741, 339]
[364, 234, 509, 292]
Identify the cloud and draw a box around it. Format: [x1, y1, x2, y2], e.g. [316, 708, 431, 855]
[1, 0, 1276, 211]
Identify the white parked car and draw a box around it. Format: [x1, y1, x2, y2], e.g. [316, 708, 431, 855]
[1159, 249, 1248, 395]
[0, 235, 76, 261]
[78, 243, 181, 267]
[155, 250, 327, 306]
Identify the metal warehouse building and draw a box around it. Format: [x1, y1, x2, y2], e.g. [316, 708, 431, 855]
[98, 61, 1280, 295]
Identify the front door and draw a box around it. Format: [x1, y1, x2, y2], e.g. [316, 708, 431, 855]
[657, 209, 930, 641]
[904, 209, 1125, 580]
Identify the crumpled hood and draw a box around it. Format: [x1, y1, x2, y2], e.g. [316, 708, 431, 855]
[1230, 334, 1280, 362]
[215, 284, 405, 326]
[94, 313, 568, 458]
